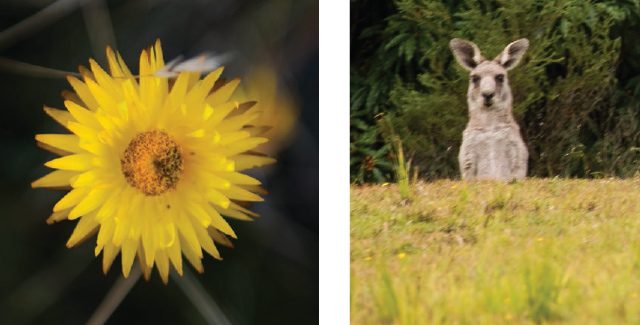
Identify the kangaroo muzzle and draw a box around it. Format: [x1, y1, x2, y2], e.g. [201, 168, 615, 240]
[482, 92, 495, 107]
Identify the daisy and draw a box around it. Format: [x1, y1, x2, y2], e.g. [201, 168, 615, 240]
[32, 40, 275, 283]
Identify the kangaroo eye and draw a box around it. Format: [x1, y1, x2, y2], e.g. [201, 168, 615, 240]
[471, 75, 480, 83]
[495, 74, 504, 83]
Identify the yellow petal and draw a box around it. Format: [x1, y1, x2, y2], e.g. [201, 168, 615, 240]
[44, 106, 74, 128]
[155, 249, 170, 284]
[202, 204, 236, 239]
[179, 232, 204, 273]
[244, 126, 272, 138]
[86, 78, 120, 117]
[207, 227, 234, 248]
[32, 169, 78, 188]
[46, 207, 72, 224]
[66, 76, 101, 111]
[216, 207, 253, 221]
[64, 100, 102, 130]
[216, 112, 260, 134]
[112, 193, 138, 246]
[220, 137, 268, 156]
[61, 89, 84, 107]
[218, 130, 250, 145]
[116, 50, 135, 79]
[67, 121, 99, 141]
[205, 101, 237, 127]
[102, 243, 121, 274]
[240, 184, 268, 196]
[217, 171, 261, 185]
[230, 154, 276, 171]
[90, 59, 122, 101]
[78, 139, 106, 156]
[185, 201, 212, 228]
[121, 237, 137, 278]
[153, 39, 165, 70]
[218, 185, 264, 202]
[137, 245, 153, 281]
[106, 45, 131, 79]
[207, 78, 240, 107]
[95, 187, 122, 222]
[45, 153, 94, 171]
[204, 188, 230, 209]
[185, 68, 223, 115]
[229, 201, 260, 216]
[175, 212, 203, 259]
[68, 187, 111, 220]
[188, 214, 220, 260]
[186, 128, 205, 138]
[53, 187, 90, 212]
[70, 170, 96, 187]
[79, 65, 95, 81]
[198, 171, 230, 189]
[36, 134, 82, 154]
[66, 212, 100, 247]
[142, 222, 157, 267]
[166, 236, 183, 276]
[168, 71, 190, 112]
[95, 217, 116, 256]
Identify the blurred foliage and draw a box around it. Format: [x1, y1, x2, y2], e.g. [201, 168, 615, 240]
[351, 0, 640, 182]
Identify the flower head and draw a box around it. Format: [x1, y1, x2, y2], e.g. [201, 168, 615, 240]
[33, 40, 275, 283]
[231, 64, 298, 155]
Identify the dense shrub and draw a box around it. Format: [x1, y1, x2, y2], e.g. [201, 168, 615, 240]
[351, 0, 640, 182]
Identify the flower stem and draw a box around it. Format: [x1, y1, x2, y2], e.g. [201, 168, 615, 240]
[171, 268, 232, 325]
[86, 264, 142, 325]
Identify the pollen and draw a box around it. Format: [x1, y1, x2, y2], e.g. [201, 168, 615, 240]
[120, 130, 184, 196]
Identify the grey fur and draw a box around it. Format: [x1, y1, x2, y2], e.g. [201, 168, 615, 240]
[450, 38, 529, 181]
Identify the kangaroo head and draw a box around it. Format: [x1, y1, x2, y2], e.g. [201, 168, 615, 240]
[450, 38, 529, 112]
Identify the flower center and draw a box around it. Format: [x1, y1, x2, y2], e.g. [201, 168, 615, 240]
[120, 129, 184, 196]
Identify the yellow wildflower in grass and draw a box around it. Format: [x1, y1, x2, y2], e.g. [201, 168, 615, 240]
[32, 40, 275, 283]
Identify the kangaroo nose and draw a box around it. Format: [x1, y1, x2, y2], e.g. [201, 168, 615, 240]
[482, 92, 495, 100]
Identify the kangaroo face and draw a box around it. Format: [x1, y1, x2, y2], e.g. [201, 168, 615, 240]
[450, 38, 528, 112]
[468, 61, 510, 110]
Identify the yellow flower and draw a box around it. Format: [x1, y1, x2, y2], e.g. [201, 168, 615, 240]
[32, 40, 275, 283]
[231, 64, 298, 155]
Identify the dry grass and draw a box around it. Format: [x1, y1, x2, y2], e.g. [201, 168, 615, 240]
[351, 178, 640, 324]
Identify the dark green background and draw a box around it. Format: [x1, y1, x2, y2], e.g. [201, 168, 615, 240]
[0, 0, 319, 324]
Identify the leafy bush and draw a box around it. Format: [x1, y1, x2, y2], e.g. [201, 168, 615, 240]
[351, 0, 640, 181]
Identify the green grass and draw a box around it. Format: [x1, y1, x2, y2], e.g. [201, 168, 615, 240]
[351, 178, 640, 324]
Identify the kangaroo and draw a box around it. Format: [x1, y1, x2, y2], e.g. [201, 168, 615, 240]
[449, 38, 529, 181]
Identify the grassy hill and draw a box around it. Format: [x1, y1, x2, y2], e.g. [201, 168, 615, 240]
[351, 178, 640, 324]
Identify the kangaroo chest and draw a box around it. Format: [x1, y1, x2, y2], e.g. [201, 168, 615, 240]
[461, 126, 522, 178]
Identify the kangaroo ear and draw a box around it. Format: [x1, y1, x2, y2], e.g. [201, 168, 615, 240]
[450, 38, 484, 71]
[495, 38, 529, 70]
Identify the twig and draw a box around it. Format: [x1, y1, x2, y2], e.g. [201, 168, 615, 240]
[0, 56, 80, 78]
[86, 264, 142, 325]
[0, 0, 91, 53]
[171, 267, 232, 325]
